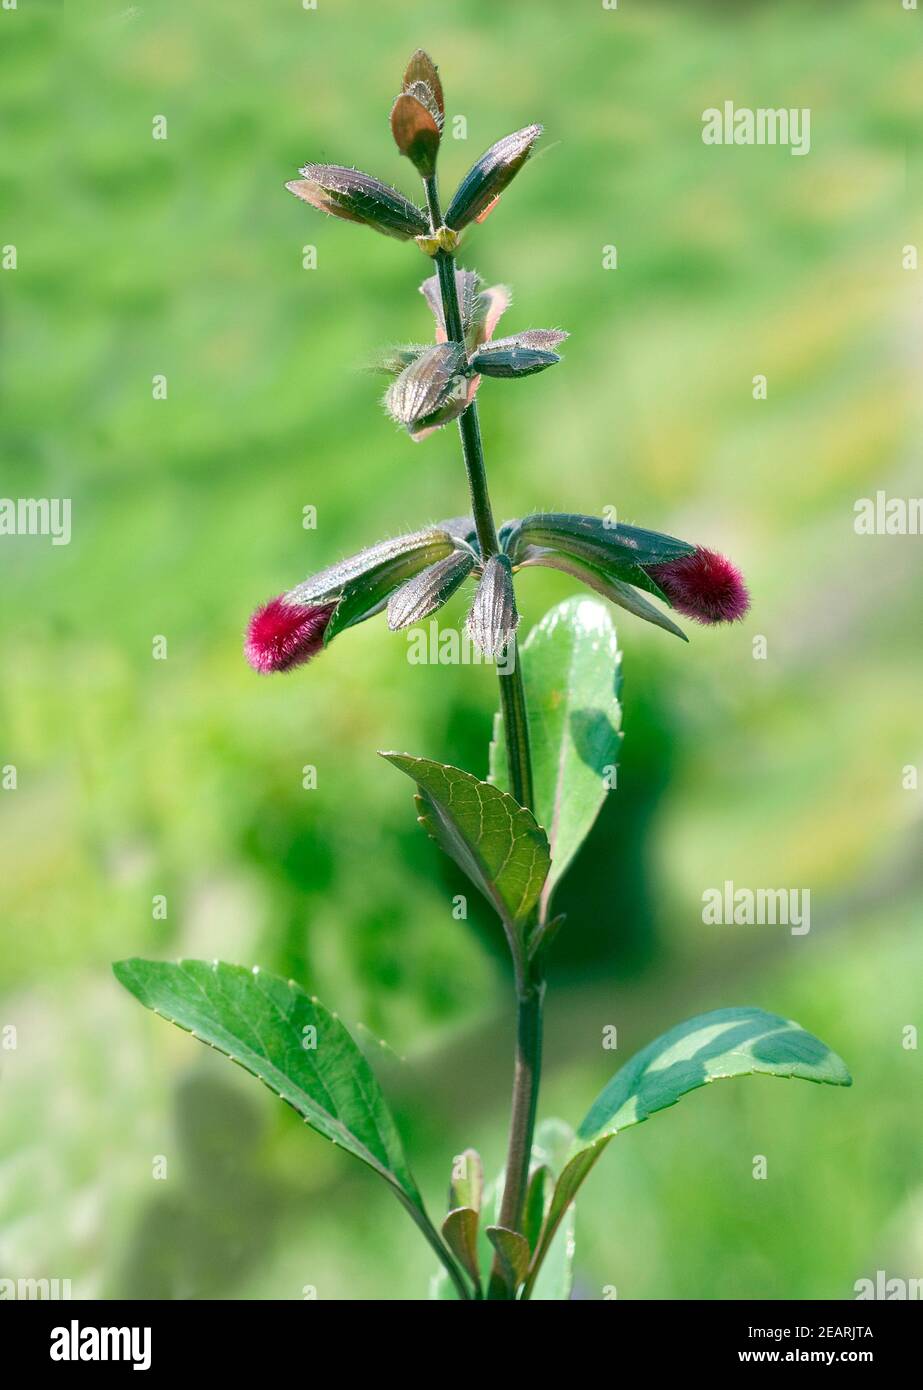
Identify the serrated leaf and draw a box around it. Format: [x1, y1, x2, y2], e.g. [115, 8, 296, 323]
[524, 1008, 852, 1295]
[486, 1226, 530, 1290]
[379, 754, 550, 939]
[491, 598, 622, 916]
[112, 958, 424, 1211]
[517, 547, 689, 641]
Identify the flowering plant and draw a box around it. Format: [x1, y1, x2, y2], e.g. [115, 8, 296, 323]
[114, 51, 850, 1301]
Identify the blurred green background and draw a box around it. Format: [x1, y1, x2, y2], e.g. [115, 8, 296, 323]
[1, 0, 921, 1300]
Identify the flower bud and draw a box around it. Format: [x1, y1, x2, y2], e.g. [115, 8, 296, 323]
[466, 554, 519, 657]
[384, 342, 468, 437]
[387, 550, 475, 630]
[470, 331, 567, 378]
[512, 512, 694, 576]
[286, 165, 428, 240]
[391, 50, 444, 180]
[391, 93, 441, 178]
[643, 547, 750, 625]
[444, 125, 543, 232]
[402, 50, 445, 123]
[245, 598, 335, 674]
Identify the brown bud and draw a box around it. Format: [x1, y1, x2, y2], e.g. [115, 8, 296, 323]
[402, 50, 445, 122]
[390, 93, 441, 179]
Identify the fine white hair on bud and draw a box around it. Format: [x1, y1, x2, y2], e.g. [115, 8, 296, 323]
[466, 554, 520, 658]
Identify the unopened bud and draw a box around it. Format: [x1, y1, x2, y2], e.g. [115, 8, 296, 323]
[286, 165, 428, 241]
[444, 125, 543, 232]
[387, 550, 475, 630]
[644, 547, 750, 625]
[245, 599, 335, 674]
[385, 342, 468, 437]
[466, 555, 519, 657]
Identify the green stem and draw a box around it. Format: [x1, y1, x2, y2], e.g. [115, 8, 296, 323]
[424, 174, 543, 1297]
[487, 978, 544, 1299]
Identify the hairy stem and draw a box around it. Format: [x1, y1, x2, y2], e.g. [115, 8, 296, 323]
[424, 175, 542, 1296]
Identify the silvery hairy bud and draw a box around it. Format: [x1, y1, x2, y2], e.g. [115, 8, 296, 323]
[286, 165, 428, 240]
[387, 549, 476, 630]
[384, 342, 469, 439]
[466, 554, 519, 657]
[470, 330, 568, 378]
[444, 125, 543, 232]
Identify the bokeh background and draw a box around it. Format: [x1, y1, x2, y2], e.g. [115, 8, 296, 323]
[1, 0, 921, 1300]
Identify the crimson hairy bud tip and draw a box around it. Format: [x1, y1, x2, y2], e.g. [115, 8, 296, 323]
[245, 598, 336, 674]
[644, 547, 750, 625]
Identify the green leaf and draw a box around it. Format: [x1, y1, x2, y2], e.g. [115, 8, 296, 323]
[449, 1147, 484, 1213]
[523, 1164, 553, 1253]
[113, 958, 436, 1240]
[379, 754, 550, 941]
[114, 957, 417, 1185]
[524, 1008, 851, 1296]
[512, 512, 694, 573]
[491, 598, 622, 916]
[526, 1119, 576, 1302]
[441, 1147, 485, 1295]
[442, 1208, 481, 1291]
[486, 1226, 531, 1290]
[323, 534, 456, 642]
[518, 547, 688, 642]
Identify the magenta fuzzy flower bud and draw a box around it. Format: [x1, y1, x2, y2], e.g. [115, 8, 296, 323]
[245, 597, 336, 673]
[644, 547, 749, 625]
